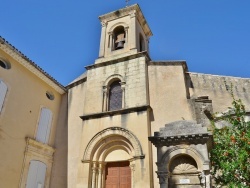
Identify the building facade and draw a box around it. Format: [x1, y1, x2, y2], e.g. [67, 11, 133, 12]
[0, 4, 250, 188]
[0, 37, 68, 188]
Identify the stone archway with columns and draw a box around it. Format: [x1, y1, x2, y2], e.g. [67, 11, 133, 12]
[82, 127, 145, 188]
[149, 120, 212, 188]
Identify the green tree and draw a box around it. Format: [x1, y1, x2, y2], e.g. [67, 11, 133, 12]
[211, 97, 250, 188]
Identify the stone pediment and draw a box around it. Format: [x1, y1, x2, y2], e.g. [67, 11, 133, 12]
[159, 120, 208, 137]
[149, 120, 212, 146]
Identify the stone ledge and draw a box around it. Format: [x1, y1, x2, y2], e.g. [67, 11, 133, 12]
[25, 137, 55, 158]
[86, 51, 150, 70]
[80, 105, 150, 120]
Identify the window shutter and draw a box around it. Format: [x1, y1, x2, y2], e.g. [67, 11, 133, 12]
[0, 80, 7, 113]
[36, 162, 46, 188]
[26, 161, 46, 188]
[36, 108, 52, 144]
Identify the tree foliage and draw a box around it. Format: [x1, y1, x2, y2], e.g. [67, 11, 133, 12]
[211, 97, 250, 188]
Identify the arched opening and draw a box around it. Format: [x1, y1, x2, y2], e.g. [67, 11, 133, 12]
[170, 155, 198, 174]
[169, 155, 201, 187]
[108, 80, 122, 111]
[83, 127, 144, 188]
[113, 26, 126, 50]
[139, 33, 145, 52]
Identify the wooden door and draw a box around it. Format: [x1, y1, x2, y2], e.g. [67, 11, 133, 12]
[105, 161, 131, 188]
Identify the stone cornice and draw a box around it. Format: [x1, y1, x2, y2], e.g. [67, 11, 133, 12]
[0, 36, 66, 94]
[149, 61, 188, 72]
[80, 105, 150, 120]
[99, 4, 153, 37]
[66, 76, 87, 89]
[149, 133, 212, 147]
[86, 51, 151, 70]
[148, 133, 212, 147]
[25, 138, 55, 159]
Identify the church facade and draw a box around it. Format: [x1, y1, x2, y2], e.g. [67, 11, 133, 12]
[0, 4, 250, 188]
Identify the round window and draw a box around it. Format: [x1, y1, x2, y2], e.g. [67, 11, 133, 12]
[46, 91, 54, 100]
[0, 59, 11, 69]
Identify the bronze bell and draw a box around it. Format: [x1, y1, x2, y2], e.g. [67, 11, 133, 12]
[116, 41, 124, 49]
[115, 33, 125, 50]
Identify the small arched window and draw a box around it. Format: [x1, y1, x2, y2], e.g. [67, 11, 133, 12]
[108, 81, 122, 111]
[113, 26, 126, 50]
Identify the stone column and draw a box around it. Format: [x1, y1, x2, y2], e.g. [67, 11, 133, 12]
[129, 164, 135, 188]
[129, 10, 137, 50]
[124, 26, 129, 47]
[97, 163, 103, 188]
[204, 170, 211, 188]
[102, 86, 108, 111]
[121, 82, 126, 109]
[108, 32, 113, 52]
[146, 37, 150, 53]
[99, 21, 107, 58]
[102, 163, 107, 187]
[156, 171, 168, 188]
[92, 163, 98, 188]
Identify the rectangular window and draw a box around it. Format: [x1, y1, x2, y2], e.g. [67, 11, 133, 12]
[36, 108, 52, 144]
[0, 80, 8, 113]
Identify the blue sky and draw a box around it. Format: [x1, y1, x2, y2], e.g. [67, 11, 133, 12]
[1, 0, 250, 86]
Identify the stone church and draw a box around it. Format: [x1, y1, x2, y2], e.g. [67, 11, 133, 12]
[0, 4, 250, 188]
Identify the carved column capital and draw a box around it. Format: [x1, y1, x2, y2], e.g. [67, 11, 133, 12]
[108, 31, 113, 36]
[101, 21, 107, 27]
[103, 86, 108, 93]
[130, 10, 137, 18]
[129, 164, 135, 171]
[156, 171, 169, 184]
[92, 162, 98, 172]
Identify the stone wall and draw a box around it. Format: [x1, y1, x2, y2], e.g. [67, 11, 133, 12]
[188, 73, 250, 112]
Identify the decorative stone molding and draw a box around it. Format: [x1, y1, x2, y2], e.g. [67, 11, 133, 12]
[82, 127, 144, 161]
[160, 145, 205, 171]
[103, 74, 125, 86]
[25, 137, 55, 161]
[149, 120, 212, 147]
[101, 21, 107, 27]
[19, 138, 55, 188]
[130, 10, 137, 18]
[81, 105, 150, 120]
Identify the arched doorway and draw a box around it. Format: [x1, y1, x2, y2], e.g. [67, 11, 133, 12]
[169, 155, 202, 188]
[83, 127, 144, 188]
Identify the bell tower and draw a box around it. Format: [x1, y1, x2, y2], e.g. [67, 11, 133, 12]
[96, 4, 153, 64]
